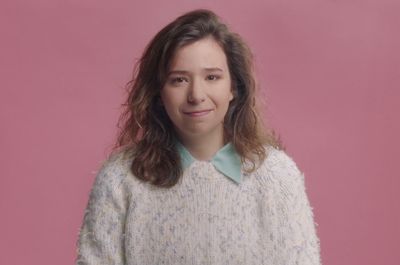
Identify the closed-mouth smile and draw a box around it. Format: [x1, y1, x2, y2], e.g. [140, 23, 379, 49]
[183, 109, 212, 117]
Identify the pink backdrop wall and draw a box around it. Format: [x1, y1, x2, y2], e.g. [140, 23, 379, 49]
[1, 0, 399, 264]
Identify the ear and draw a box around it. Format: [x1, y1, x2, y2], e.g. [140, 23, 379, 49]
[229, 87, 234, 102]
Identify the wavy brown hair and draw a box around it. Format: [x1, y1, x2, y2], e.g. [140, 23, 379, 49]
[111, 9, 284, 187]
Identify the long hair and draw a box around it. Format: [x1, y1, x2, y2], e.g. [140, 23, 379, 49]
[111, 9, 284, 187]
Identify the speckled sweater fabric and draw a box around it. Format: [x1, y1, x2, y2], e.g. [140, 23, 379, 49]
[76, 146, 322, 265]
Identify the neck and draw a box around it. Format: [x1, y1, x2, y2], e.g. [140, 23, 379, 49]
[178, 133, 226, 161]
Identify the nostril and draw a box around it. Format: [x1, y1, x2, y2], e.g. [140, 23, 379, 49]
[187, 94, 205, 103]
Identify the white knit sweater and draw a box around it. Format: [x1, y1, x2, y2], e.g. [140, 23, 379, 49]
[75, 145, 322, 265]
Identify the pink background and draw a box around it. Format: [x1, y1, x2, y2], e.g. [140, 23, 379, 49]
[1, 0, 399, 264]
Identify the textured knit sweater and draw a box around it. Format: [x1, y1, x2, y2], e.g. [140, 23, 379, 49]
[75, 144, 322, 265]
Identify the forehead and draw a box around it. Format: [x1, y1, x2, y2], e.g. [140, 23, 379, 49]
[168, 37, 228, 71]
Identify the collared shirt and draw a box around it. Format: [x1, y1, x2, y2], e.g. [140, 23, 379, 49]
[174, 139, 242, 184]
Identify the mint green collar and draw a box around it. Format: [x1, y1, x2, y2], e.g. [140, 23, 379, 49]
[175, 140, 242, 184]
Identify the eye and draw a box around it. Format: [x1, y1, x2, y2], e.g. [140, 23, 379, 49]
[206, 74, 220, 81]
[169, 76, 188, 85]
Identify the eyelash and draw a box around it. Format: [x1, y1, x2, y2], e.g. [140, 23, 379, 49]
[170, 75, 220, 84]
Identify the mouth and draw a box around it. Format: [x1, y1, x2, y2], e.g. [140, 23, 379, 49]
[183, 109, 213, 117]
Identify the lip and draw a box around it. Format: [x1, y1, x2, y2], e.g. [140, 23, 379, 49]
[183, 109, 212, 117]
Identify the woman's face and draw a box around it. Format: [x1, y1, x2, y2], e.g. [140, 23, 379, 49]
[160, 37, 234, 143]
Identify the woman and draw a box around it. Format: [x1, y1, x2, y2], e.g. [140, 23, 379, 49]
[76, 8, 321, 265]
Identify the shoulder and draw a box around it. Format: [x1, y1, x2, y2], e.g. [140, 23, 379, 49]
[247, 145, 305, 189]
[264, 145, 302, 175]
[91, 149, 133, 193]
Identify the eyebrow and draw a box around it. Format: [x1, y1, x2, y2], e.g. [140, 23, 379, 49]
[167, 67, 224, 76]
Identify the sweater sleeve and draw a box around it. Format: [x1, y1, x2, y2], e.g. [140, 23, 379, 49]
[271, 150, 322, 265]
[75, 153, 128, 265]
[283, 171, 322, 265]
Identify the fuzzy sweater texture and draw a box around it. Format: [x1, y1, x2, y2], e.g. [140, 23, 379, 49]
[75, 145, 322, 265]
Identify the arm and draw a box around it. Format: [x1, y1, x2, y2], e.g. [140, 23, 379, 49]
[75, 153, 128, 265]
[281, 170, 322, 265]
[268, 149, 322, 265]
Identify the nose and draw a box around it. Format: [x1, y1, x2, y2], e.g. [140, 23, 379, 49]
[187, 78, 206, 104]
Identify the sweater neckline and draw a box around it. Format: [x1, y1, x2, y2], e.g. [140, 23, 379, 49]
[174, 139, 242, 184]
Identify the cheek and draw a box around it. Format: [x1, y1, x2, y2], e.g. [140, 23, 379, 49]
[161, 92, 181, 114]
[160, 89, 172, 105]
[221, 90, 234, 105]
